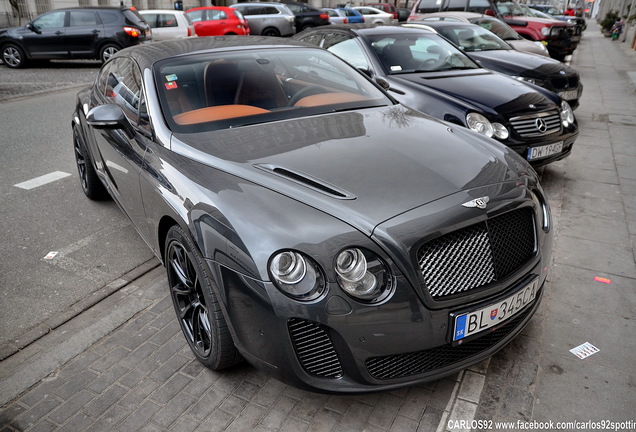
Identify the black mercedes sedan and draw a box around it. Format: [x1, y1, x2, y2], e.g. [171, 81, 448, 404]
[406, 20, 583, 108]
[294, 25, 578, 167]
[72, 36, 553, 393]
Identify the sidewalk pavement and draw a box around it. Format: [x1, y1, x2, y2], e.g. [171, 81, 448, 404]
[1, 21, 635, 432]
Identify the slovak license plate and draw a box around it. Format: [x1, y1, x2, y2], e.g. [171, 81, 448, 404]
[558, 89, 578, 100]
[453, 277, 538, 341]
[527, 141, 563, 161]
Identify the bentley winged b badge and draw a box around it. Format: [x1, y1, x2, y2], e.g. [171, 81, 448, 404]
[462, 196, 490, 209]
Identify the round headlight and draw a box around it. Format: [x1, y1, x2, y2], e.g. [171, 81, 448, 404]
[466, 112, 494, 137]
[560, 100, 574, 126]
[492, 122, 509, 139]
[335, 248, 393, 303]
[270, 251, 325, 301]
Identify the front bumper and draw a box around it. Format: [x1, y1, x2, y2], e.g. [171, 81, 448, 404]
[505, 126, 579, 168]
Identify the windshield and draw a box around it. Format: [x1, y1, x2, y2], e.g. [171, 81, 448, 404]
[496, 2, 528, 16]
[154, 47, 392, 133]
[368, 33, 480, 74]
[469, 17, 521, 40]
[437, 25, 512, 51]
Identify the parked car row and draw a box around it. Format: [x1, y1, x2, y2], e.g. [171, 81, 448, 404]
[408, 0, 581, 60]
[72, 34, 557, 393]
[294, 24, 578, 167]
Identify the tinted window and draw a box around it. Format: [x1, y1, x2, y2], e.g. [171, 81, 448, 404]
[470, 18, 520, 40]
[207, 9, 228, 20]
[326, 38, 370, 70]
[122, 9, 147, 25]
[106, 58, 145, 125]
[154, 48, 391, 133]
[69, 11, 98, 27]
[187, 10, 203, 22]
[97, 10, 119, 24]
[157, 13, 178, 27]
[33, 11, 65, 30]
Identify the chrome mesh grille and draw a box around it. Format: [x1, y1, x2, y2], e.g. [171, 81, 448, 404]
[288, 318, 343, 378]
[417, 208, 535, 299]
[509, 111, 561, 137]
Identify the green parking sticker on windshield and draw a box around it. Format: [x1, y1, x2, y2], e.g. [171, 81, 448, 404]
[480, 23, 493, 30]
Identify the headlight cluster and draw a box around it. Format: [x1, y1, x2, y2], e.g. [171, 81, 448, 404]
[560, 100, 574, 127]
[466, 112, 509, 140]
[513, 76, 545, 87]
[269, 248, 394, 304]
[269, 251, 325, 301]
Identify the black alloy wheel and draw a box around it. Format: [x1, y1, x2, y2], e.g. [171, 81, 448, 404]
[73, 123, 108, 200]
[165, 225, 241, 370]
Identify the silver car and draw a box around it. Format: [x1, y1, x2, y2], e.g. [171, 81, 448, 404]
[229, 2, 296, 36]
[139, 10, 196, 41]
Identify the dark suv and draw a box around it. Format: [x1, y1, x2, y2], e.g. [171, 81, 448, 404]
[0, 6, 151, 68]
[280, 1, 330, 31]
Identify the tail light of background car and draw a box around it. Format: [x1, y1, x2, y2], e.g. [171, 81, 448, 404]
[320, 12, 329, 20]
[123, 26, 140, 37]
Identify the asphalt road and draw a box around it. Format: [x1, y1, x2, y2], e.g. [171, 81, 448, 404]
[0, 62, 158, 357]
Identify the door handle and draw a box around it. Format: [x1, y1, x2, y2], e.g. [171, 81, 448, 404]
[55, 31, 63, 35]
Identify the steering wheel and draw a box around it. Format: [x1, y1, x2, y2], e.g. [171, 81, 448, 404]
[288, 86, 328, 106]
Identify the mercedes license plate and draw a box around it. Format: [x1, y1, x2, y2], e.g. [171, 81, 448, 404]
[558, 89, 578, 100]
[527, 141, 563, 160]
[453, 277, 538, 341]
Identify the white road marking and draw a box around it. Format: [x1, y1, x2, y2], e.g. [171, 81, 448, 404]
[14, 171, 72, 190]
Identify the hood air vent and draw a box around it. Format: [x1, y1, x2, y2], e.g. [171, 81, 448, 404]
[255, 164, 356, 200]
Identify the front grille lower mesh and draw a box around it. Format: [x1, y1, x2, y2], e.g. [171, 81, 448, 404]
[288, 318, 343, 378]
[509, 111, 561, 137]
[365, 302, 534, 380]
[417, 208, 535, 299]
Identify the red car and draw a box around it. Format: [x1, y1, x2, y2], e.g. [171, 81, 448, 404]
[185, 7, 250, 36]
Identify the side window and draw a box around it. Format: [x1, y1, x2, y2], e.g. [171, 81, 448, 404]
[158, 13, 178, 27]
[325, 37, 370, 70]
[264, 7, 280, 15]
[106, 58, 146, 127]
[187, 10, 203, 22]
[69, 11, 98, 27]
[96, 61, 113, 97]
[143, 13, 159, 28]
[97, 10, 119, 25]
[209, 10, 227, 20]
[32, 11, 65, 30]
[297, 33, 324, 46]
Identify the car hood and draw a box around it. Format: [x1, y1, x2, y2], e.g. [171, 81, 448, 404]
[469, 49, 576, 78]
[389, 69, 556, 117]
[173, 106, 527, 234]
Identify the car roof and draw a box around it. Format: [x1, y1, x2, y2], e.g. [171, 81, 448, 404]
[140, 9, 186, 14]
[114, 35, 317, 69]
[416, 20, 476, 28]
[419, 11, 487, 20]
[313, 23, 432, 36]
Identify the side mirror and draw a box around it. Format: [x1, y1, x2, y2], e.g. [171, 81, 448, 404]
[26, 23, 41, 34]
[375, 76, 391, 90]
[87, 104, 134, 138]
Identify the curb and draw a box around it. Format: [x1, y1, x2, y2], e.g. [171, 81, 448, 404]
[0, 263, 165, 407]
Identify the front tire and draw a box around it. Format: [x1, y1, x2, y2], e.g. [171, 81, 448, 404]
[165, 225, 242, 370]
[2, 44, 27, 68]
[73, 123, 109, 200]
